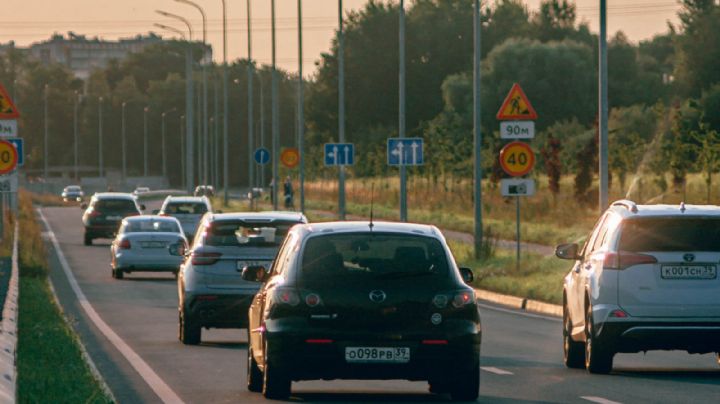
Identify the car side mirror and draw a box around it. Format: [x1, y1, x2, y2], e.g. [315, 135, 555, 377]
[176, 243, 187, 257]
[459, 267, 474, 284]
[140, 204, 146, 211]
[241, 265, 267, 282]
[152, 209, 160, 214]
[80, 203, 88, 209]
[555, 243, 580, 260]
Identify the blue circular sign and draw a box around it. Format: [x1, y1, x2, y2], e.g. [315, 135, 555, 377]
[254, 147, 270, 165]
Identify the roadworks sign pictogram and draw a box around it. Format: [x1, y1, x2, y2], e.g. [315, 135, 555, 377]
[496, 83, 537, 121]
[0, 84, 20, 119]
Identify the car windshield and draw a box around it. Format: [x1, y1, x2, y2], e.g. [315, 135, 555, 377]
[619, 217, 720, 252]
[205, 220, 300, 247]
[124, 219, 181, 234]
[164, 202, 207, 215]
[94, 199, 137, 212]
[299, 233, 450, 283]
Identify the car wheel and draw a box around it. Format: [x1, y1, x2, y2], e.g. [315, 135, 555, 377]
[247, 348, 263, 392]
[178, 308, 201, 345]
[262, 343, 291, 399]
[564, 303, 585, 369]
[448, 364, 480, 401]
[84, 233, 92, 246]
[113, 268, 124, 280]
[585, 304, 613, 374]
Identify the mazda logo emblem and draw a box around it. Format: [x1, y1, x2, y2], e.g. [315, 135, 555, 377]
[683, 253, 695, 263]
[369, 290, 387, 303]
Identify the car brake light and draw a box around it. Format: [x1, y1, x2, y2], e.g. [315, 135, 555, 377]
[452, 290, 474, 308]
[422, 339, 448, 345]
[305, 293, 322, 307]
[119, 239, 131, 249]
[604, 251, 657, 270]
[191, 251, 222, 265]
[274, 288, 300, 306]
[89, 210, 101, 218]
[609, 309, 629, 318]
[433, 290, 475, 309]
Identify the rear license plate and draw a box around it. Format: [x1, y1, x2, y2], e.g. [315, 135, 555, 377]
[661, 265, 717, 280]
[236, 261, 269, 270]
[141, 241, 167, 248]
[106, 215, 122, 220]
[345, 347, 410, 363]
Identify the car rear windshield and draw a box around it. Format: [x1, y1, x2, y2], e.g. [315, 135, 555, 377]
[300, 233, 450, 282]
[619, 217, 720, 252]
[205, 220, 300, 247]
[165, 202, 207, 215]
[125, 220, 181, 234]
[94, 199, 137, 212]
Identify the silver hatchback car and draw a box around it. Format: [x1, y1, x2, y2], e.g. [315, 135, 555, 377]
[111, 215, 188, 279]
[178, 211, 307, 345]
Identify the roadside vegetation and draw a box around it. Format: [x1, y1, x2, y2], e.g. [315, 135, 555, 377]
[15, 190, 112, 403]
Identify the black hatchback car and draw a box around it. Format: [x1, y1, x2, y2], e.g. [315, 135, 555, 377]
[244, 221, 481, 400]
[82, 193, 144, 245]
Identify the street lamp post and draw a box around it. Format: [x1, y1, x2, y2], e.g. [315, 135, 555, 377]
[338, 0, 346, 220]
[180, 115, 186, 189]
[473, 0, 483, 259]
[399, 0, 406, 221]
[298, 0, 305, 213]
[122, 101, 127, 181]
[271, 0, 279, 210]
[74, 91, 80, 181]
[44, 85, 48, 189]
[247, 0, 255, 196]
[144, 106, 149, 177]
[99, 96, 104, 178]
[219, 0, 229, 205]
[162, 111, 168, 179]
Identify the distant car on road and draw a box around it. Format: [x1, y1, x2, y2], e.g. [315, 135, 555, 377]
[158, 196, 212, 238]
[557, 200, 720, 374]
[61, 185, 84, 202]
[178, 211, 307, 346]
[110, 215, 188, 279]
[193, 185, 215, 197]
[82, 193, 145, 245]
[133, 186, 150, 195]
[244, 221, 481, 400]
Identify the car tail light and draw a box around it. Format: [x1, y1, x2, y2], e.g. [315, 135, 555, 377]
[191, 251, 222, 265]
[609, 309, 629, 318]
[433, 290, 475, 309]
[119, 239, 131, 249]
[432, 294, 449, 309]
[422, 339, 448, 345]
[604, 251, 657, 270]
[305, 339, 333, 344]
[273, 288, 300, 306]
[88, 210, 101, 218]
[305, 293, 322, 307]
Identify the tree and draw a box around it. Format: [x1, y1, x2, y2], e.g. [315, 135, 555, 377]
[541, 133, 562, 200]
[674, 1, 720, 96]
[690, 123, 720, 203]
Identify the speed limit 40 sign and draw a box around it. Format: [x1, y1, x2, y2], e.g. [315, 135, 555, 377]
[499, 141, 535, 177]
[0, 139, 18, 175]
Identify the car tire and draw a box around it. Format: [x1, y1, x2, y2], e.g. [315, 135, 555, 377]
[247, 348, 263, 392]
[179, 308, 201, 345]
[262, 343, 291, 399]
[113, 268, 124, 280]
[585, 304, 613, 374]
[84, 233, 92, 246]
[564, 303, 585, 369]
[448, 364, 480, 401]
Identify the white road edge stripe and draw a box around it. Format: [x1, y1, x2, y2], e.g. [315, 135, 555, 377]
[38, 208, 184, 404]
[476, 302, 562, 322]
[480, 366, 514, 375]
[581, 396, 623, 404]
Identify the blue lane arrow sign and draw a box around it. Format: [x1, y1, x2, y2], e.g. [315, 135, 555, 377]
[7, 138, 23, 166]
[253, 147, 270, 165]
[324, 143, 354, 166]
[387, 137, 423, 166]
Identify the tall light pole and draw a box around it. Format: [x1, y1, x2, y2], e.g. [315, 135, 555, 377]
[121, 101, 127, 181]
[162, 109, 175, 180]
[259, 73, 265, 192]
[180, 115, 186, 189]
[156, 10, 194, 194]
[338, 0, 346, 220]
[99, 96, 104, 178]
[144, 106, 149, 177]
[74, 90, 80, 181]
[298, 0, 305, 213]
[599, 0, 609, 212]
[44, 84, 48, 188]
[219, 0, 229, 205]
[247, 0, 255, 195]
[271, 0, 279, 210]
[399, 0, 407, 222]
[473, 0, 483, 259]
[176, 0, 208, 187]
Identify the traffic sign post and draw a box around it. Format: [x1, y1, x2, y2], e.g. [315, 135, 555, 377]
[387, 137, 423, 166]
[0, 120, 17, 137]
[501, 178, 535, 197]
[499, 141, 535, 177]
[500, 121, 534, 140]
[324, 143, 354, 166]
[254, 147, 270, 165]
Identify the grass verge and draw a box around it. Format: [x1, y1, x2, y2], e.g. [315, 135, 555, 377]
[16, 190, 113, 403]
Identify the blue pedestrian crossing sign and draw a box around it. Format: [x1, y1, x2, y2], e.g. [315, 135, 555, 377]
[387, 137, 423, 166]
[8, 138, 23, 166]
[253, 147, 270, 165]
[324, 143, 354, 166]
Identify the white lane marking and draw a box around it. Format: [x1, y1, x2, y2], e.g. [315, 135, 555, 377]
[476, 302, 562, 323]
[39, 209, 184, 404]
[581, 396, 623, 404]
[481, 366, 514, 375]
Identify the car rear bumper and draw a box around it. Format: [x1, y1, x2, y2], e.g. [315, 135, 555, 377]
[598, 320, 720, 354]
[85, 224, 120, 238]
[263, 320, 481, 381]
[186, 293, 256, 329]
[114, 255, 182, 272]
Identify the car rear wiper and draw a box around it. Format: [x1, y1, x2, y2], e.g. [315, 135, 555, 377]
[375, 270, 435, 280]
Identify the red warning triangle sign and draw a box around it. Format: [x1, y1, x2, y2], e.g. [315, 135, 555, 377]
[496, 83, 537, 120]
[0, 84, 20, 119]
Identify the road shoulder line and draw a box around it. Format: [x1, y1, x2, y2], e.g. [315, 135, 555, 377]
[38, 208, 184, 404]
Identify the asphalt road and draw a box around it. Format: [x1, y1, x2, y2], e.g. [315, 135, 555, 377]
[39, 205, 720, 403]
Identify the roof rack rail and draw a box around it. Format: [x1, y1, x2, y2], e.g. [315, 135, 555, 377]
[611, 199, 638, 213]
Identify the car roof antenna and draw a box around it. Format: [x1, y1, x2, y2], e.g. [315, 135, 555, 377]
[369, 183, 375, 231]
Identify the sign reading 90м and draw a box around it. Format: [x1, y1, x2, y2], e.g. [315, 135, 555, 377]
[499, 141, 535, 177]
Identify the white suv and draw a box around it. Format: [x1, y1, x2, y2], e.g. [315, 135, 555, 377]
[556, 200, 720, 373]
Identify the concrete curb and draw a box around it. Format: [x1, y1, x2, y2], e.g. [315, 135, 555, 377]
[475, 288, 562, 318]
[0, 222, 19, 403]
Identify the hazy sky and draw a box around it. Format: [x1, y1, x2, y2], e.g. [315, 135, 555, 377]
[2, 1, 680, 75]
